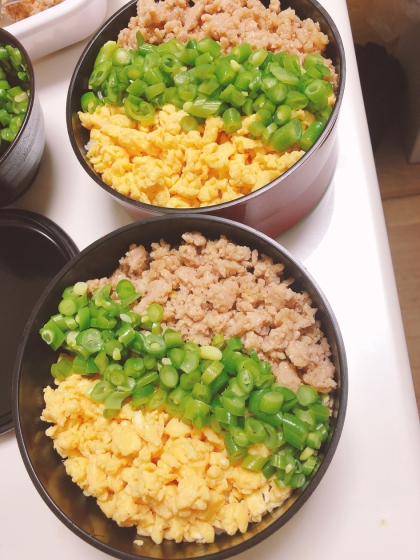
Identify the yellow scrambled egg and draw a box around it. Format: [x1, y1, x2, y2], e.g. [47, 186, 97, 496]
[41, 375, 292, 545]
[78, 103, 310, 208]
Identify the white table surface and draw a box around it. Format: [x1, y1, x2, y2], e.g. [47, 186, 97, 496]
[2, 1, 420, 558]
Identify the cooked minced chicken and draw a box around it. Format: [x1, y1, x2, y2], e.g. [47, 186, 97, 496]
[88, 232, 336, 393]
[1, 0, 62, 22]
[118, 0, 333, 71]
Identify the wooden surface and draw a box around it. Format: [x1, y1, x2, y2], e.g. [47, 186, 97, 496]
[347, 0, 420, 414]
[379, 134, 420, 414]
[346, 0, 391, 48]
[375, 128, 420, 200]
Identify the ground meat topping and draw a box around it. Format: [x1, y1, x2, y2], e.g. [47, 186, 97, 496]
[1, 0, 62, 22]
[87, 232, 336, 393]
[118, 0, 330, 64]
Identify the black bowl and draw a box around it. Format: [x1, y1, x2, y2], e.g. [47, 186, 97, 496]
[13, 215, 347, 560]
[67, 0, 345, 238]
[0, 27, 45, 207]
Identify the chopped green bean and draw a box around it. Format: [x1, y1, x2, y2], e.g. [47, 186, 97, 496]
[269, 118, 302, 152]
[0, 43, 30, 155]
[180, 114, 199, 132]
[224, 434, 248, 464]
[241, 454, 269, 471]
[298, 120, 325, 151]
[159, 365, 179, 388]
[244, 417, 266, 443]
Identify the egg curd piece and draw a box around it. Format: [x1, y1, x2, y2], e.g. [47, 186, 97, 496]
[41, 375, 292, 545]
[79, 103, 306, 208]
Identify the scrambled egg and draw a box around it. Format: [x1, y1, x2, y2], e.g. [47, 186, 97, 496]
[79, 103, 308, 208]
[41, 375, 292, 544]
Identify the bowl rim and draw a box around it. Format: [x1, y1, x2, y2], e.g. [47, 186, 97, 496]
[66, 0, 347, 214]
[0, 26, 36, 165]
[13, 214, 348, 560]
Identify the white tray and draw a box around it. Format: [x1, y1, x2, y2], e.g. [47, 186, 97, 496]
[1, 0, 108, 60]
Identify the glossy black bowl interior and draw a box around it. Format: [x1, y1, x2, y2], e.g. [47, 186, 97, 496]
[0, 27, 45, 207]
[0, 208, 78, 434]
[13, 215, 348, 560]
[66, 0, 345, 234]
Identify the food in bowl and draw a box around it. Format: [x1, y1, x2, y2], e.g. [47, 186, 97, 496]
[1, 0, 62, 22]
[0, 26, 45, 206]
[0, 41, 30, 156]
[118, 0, 332, 57]
[79, 104, 307, 207]
[78, 0, 337, 209]
[40, 231, 336, 545]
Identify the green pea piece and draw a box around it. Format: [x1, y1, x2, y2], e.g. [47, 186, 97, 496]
[0, 42, 30, 156]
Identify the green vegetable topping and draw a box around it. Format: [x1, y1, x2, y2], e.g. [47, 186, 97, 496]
[0, 43, 30, 156]
[81, 36, 335, 151]
[40, 279, 332, 489]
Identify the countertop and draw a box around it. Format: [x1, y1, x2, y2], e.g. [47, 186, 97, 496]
[1, 1, 420, 559]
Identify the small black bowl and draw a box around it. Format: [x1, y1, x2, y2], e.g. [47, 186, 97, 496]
[0, 27, 45, 207]
[0, 208, 78, 434]
[13, 215, 347, 560]
[67, 0, 345, 238]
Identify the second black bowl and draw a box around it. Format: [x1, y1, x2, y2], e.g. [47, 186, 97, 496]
[13, 215, 347, 560]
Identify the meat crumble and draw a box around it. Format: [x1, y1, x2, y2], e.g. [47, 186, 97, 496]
[87, 232, 336, 394]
